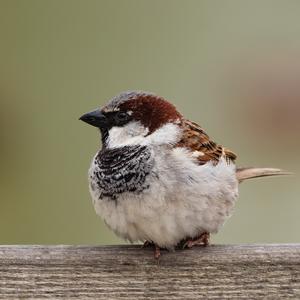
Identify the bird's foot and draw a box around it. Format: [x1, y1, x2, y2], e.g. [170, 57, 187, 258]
[142, 241, 161, 260]
[183, 232, 210, 249]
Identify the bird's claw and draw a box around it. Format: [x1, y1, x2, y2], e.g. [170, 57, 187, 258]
[182, 232, 210, 249]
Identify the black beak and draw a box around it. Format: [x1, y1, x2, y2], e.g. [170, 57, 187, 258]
[79, 109, 108, 128]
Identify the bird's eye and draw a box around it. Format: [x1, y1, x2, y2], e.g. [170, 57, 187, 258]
[116, 111, 128, 120]
[114, 111, 130, 125]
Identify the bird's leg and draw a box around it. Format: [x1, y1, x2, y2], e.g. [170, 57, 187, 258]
[154, 244, 161, 260]
[183, 232, 210, 249]
[141, 241, 161, 260]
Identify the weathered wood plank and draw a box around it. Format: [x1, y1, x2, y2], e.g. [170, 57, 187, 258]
[0, 244, 299, 299]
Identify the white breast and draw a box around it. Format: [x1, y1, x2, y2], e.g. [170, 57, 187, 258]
[89, 144, 239, 249]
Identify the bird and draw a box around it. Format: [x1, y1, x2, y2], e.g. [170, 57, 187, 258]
[80, 91, 289, 259]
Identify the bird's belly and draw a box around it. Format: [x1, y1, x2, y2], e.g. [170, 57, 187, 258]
[90, 152, 239, 248]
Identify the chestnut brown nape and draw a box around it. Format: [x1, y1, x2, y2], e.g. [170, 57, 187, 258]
[119, 93, 182, 133]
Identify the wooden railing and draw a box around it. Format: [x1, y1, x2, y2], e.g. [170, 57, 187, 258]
[0, 244, 299, 299]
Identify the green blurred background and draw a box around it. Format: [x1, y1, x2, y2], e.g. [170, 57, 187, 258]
[0, 0, 299, 245]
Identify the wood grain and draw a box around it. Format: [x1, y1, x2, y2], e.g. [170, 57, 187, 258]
[0, 244, 299, 299]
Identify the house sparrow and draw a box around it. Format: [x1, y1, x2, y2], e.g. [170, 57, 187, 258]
[80, 91, 289, 258]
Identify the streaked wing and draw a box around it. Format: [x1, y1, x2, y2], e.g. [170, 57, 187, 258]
[176, 119, 237, 165]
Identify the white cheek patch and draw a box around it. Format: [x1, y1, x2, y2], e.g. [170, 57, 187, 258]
[107, 121, 149, 148]
[106, 121, 182, 149]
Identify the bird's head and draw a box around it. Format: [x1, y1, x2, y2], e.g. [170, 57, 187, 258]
[80, 91, 183, 148]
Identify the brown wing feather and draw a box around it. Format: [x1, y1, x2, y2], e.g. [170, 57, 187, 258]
[176, 120, 237, 165]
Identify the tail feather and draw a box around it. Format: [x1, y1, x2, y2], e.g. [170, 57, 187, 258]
[236, 167, 292, 183]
